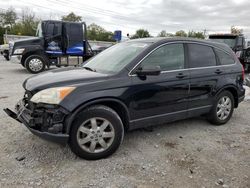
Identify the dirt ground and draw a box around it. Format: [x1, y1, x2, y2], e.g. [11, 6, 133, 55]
[0, 57, 249, 188]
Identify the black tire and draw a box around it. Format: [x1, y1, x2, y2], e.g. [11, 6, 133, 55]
[21, 62, 25, 67]
[207, 91, 234, 125]
[69, 105, 124, 160]
[24, 55, 47, 74]
[4, 55, 10, 61]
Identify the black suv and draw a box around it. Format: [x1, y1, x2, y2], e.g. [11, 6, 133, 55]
[4, 38, 245, 160]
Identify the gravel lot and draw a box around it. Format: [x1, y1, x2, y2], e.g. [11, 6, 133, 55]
[0, 57, 249, 188]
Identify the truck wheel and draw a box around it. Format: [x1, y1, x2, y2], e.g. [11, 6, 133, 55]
[25, 55, 46, 74]
[69, 105, 124, 160]
[207, 91, 234, 125]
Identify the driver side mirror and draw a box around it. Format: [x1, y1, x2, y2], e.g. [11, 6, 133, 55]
[135, 65, 161, 76]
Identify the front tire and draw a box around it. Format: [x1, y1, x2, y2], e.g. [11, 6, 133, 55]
[207, 91, 234, 125]
[24, 55, 46, 74]
[4, 55, 10, 61]
[69, 105, 124, 160]
[21, 61, 25, 67]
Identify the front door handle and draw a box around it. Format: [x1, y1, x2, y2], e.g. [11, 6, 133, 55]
[215, 69, 222, 74]
[176, 73, 187, 79]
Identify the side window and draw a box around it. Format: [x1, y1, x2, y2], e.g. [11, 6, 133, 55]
[53, 23, 61, 36]
[140, 43, 185, 71]
[188, 44, 216, 68]
[70, 24, 80, 36]
[46, 23, 54, 36]
[215, 48, 235, 65]
[68, 23, 83, 45]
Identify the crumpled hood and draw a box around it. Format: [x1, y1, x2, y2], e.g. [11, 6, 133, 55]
[23, 67, 108, 92]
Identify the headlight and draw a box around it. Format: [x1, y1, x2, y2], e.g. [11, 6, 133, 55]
[30, 87, 75, 104]
[13, 48, 25, 55]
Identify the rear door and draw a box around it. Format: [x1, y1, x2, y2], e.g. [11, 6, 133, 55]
[187, 43, 220, 115]
[64, 23, 84, 56]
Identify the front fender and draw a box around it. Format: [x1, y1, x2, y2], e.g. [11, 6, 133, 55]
[21, 46, 48, 66]
[64, 97, 130, 134]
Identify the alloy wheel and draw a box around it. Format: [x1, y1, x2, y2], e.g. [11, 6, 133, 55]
[216, 96, 232, 120]
[76, 117, 115, 153]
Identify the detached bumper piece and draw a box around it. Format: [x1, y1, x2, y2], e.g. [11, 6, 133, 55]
[4, 108, 22, 123]
[4, 100, 69, 145]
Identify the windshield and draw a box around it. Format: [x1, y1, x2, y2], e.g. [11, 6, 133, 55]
[36, 22, 43, 37]
[83, 42, 150, 74]
[210, 38, 236, 48]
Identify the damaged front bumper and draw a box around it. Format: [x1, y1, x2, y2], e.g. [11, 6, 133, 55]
[4, 99, 69, 145]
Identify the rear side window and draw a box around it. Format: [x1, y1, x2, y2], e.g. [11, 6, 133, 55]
[214, 48, 235, 65]
[68, 23, 83, 44]
[188, 44, 217, 68]
[70, 24, 80, 36]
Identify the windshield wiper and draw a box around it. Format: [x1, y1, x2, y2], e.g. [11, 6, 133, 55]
[83, 67, 96, 72]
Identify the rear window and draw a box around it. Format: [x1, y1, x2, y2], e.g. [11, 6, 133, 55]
[188, 44, 217, 68]
[214, 48, 235, 65]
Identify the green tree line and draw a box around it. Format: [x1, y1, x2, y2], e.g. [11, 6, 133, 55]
[0, 9, 116, 44]
[0, 8, 39, 44]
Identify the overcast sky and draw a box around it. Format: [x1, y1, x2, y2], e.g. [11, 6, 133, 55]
[1, 0, 250, 38]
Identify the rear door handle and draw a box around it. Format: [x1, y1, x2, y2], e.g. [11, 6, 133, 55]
[215, 69, 222, 74]
[176, 73, 187, 79]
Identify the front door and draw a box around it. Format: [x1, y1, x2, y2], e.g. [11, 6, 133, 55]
[44, 21, 63, 55]
[129, 43, 190, 128]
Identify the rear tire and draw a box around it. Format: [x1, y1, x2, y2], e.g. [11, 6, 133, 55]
[24, 55, 47, 74]
[69, 105, 124, 160]
[207, 91, 234, 125]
